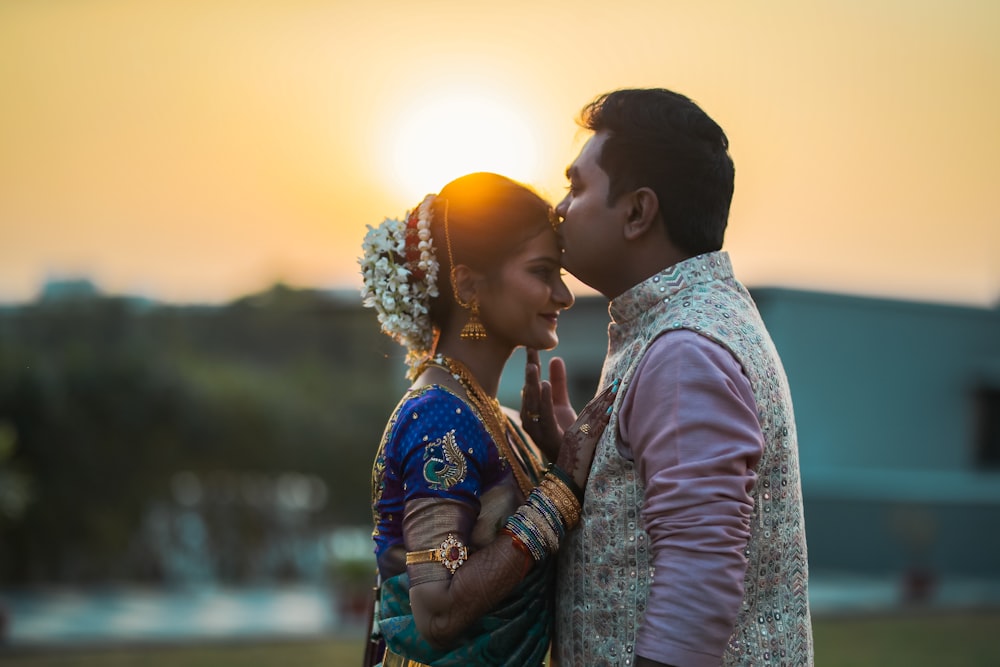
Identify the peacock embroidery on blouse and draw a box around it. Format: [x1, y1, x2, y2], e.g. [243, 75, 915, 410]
[423, 430, 467, 491]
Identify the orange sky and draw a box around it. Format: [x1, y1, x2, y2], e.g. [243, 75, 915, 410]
[1, 0, 998, 306]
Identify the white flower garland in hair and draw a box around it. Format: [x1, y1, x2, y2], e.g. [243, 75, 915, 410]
[359, 195, 440, 371]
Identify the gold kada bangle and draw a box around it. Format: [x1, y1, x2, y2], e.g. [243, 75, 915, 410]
[405, 533, 468, 575]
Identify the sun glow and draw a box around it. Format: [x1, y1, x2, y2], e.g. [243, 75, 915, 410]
[386, 89, 541, 203]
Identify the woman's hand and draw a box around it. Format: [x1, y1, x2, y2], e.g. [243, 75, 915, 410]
[520, 348, 577, 461]
[554, 377, 619, 490]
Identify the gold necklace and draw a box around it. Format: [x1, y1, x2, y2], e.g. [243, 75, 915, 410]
[417, 354, 541, 497]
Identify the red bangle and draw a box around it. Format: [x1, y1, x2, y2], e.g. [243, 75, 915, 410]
[500, 527, 534, 577]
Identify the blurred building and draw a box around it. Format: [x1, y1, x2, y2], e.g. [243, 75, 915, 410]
[500, 289, 1000, 583]
[38, 277, 101, 302]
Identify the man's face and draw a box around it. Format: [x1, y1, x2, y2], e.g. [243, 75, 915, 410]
[554, 131, 629, 297]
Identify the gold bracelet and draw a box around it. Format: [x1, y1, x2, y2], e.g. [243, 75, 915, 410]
[547, 473, 582, 514]
[541, 477, 581, 528]
[405, 533, 468, 575]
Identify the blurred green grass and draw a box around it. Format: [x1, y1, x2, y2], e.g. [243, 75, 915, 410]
[0, 637, 358, 666]
[0, 612, 997, 666]
[812, 612, 999, 667]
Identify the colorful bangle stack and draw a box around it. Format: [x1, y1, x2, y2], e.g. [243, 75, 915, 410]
[502, 468, 584, 562]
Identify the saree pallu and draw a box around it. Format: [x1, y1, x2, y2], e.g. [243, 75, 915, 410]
[377, 558, 554, 667]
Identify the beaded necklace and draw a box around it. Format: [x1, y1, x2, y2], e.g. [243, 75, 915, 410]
[417, 354, 541, 497]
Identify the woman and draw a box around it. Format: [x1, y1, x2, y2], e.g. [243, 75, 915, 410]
[360, 172, 617, 666]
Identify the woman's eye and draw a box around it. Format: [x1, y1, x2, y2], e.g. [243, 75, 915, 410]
[533, 267, 555, 279]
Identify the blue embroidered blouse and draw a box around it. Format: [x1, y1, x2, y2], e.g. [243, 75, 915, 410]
[372, 385, 511, 565]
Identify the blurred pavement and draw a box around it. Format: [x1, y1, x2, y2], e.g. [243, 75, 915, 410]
[0, 585, 345, 647]
[2, 574, 1000, 647]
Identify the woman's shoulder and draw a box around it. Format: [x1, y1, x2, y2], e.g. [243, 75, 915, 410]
[397, 383, 464, 413]
[389, 384, 484, 438]
[384, 384, 493, 471]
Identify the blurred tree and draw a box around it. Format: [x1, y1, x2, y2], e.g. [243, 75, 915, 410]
[0, 285, 403, 585]
[0, 420, 33, 522]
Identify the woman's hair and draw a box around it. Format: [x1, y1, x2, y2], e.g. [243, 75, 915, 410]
[580, 88, 734, 256]
[427, 172, 553, 327]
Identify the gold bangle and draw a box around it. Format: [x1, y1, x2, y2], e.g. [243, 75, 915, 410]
[405, 533, 468, 575]
[541, 477, 581, 527]
[545, 473, 582, 513]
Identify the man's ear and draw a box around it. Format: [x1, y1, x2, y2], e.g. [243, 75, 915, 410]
[622, 187, 661, 241]
[451, 264, 483, 305]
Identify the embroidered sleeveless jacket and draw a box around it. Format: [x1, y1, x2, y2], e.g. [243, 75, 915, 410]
[555, 251, 813, 666]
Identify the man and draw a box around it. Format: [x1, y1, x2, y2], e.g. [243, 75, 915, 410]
[525, 89, 813, 666]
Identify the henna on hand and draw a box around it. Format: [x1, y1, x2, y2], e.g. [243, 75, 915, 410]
[555, 379, 619, 489]
[413, 534, 531, 648]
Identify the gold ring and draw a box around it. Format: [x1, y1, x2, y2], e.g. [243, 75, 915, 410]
[580, 423, 591, 435]
[527, 412, 540, 422]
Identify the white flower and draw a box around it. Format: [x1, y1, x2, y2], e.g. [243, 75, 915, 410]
[358, 194, 440, 373]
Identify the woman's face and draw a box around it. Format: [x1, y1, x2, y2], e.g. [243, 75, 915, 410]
[477, 228, 574, 351]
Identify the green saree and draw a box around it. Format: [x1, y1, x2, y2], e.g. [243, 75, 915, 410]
[376, 558, 554, 667]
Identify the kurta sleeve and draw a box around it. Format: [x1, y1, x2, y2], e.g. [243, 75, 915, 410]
[619, 329, 763, 667]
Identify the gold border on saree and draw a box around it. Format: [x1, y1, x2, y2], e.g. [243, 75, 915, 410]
[382, 646, 432, 667]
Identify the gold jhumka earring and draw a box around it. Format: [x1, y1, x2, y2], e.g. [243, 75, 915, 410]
[443, 199, 487, 341]
[458, 295, 487, 340]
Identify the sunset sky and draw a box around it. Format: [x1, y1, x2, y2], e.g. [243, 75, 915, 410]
[2, 0, 998, 306]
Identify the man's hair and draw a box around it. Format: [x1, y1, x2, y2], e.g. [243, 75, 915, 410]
[581, 88, 735, 256]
